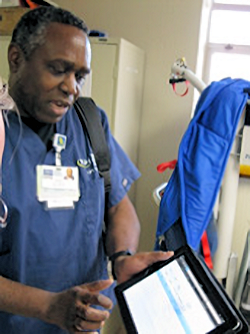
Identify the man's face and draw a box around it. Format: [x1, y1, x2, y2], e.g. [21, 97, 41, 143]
[67, 168, 72, 178]
[9, 23, 91, 124]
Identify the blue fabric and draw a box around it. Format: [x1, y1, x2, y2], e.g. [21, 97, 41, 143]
[156, 78, 250, 251]
[1, 106, 140, 333]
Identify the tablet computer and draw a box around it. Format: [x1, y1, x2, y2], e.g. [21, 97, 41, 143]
[115, 245, 249, 334]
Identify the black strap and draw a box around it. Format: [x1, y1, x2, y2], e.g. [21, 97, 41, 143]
[74, 97, 111, 193]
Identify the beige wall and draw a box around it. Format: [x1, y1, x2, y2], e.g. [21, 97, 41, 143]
[55, 0, 203, 251]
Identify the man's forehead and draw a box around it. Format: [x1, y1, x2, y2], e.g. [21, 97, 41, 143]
[44, 22, 87, 45]
[33, 22, 91, 68]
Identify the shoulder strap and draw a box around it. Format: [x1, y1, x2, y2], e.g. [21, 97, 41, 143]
[74, 97, 111, 193]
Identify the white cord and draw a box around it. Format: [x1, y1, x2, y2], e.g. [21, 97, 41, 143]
[0, 76, 23, 164]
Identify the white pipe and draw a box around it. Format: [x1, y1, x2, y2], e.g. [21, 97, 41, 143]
[171, 63, 206, 93]
[234, 231, 250, 307]
[213, 112, 245, 280]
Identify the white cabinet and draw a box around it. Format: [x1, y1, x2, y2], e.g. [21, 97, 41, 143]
[89, 37, 145, 167]
[89, 37, 145, 203]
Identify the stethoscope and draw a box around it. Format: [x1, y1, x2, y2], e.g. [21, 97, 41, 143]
[0, 78, 13, 228]
[0, 169, 8, 229]
[0, 197, 8, 228]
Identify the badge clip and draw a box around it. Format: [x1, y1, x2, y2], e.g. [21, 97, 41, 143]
[53, 134, 67, 166]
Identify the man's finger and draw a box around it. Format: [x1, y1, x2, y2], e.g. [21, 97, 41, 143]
[79, 279, 113, 292]
[75, 323, 99, 333]
[77, 290, 113, 310]
[76, 332, 98, 334]
[74, 317, 103, 332]
[145, 251, 174, 265]
[76, 304, 110, 321]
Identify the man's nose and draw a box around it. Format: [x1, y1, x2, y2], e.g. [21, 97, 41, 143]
[60, 73, 79, 97]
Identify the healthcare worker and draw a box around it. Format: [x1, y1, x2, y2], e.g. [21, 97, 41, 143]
[0, 6, 173, 334]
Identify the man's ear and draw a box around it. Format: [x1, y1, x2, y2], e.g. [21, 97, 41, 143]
[8, 43, 25, 73]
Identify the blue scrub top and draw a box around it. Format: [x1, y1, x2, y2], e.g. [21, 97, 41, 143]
[0, 106, 140, 333]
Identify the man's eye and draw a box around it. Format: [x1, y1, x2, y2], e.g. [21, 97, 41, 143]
[49, 65, 65, 75]
[76, 74, 86, 85]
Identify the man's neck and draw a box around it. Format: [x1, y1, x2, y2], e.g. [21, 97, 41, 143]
[21, 116, 56, 151]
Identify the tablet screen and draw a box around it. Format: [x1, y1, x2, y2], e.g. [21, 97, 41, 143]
[123, 255, 224, 334]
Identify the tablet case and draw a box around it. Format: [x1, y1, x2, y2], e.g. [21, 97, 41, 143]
[115, 246, 250, 334]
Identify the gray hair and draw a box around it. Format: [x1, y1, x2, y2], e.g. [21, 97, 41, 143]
[11, 6, 88, 59]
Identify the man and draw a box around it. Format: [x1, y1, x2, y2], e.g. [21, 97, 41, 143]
[0, 6, 173, 333]
[64, 168, 74, 180]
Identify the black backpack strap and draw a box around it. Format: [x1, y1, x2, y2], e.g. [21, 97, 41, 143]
[74, 97, 111, 193]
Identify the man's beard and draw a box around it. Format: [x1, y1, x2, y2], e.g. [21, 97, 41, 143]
[9, 77, 36, 120]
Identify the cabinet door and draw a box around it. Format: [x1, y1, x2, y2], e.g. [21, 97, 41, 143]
[90, 43, 117, 131]
[114, 41, 145, 166]
[0, 36, 11, 81]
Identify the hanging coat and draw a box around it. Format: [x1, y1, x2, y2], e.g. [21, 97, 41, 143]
[156, 78, 250, 251]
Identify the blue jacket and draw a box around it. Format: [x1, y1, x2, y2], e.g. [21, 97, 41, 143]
[156, 78, 250, 250]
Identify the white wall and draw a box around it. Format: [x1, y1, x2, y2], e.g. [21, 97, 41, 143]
[55, 0, 203, 251]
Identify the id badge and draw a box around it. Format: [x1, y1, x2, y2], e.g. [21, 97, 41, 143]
[36, 165, 80, 209]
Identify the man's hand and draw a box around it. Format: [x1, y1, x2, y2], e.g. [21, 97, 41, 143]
[113, 251, 174, 284]
[45, 279, 113, 333]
